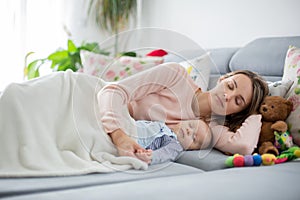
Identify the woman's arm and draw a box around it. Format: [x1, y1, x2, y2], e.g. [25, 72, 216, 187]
[97, 62, 186, 133]
[97, 62, 187, 156]
[210, 114, 262, 155]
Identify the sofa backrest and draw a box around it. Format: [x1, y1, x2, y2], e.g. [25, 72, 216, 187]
[208, 36, 300, 89]
[229, 36, 300, 81]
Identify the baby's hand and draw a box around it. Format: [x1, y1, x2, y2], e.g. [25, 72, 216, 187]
[135, 149, 152, 164]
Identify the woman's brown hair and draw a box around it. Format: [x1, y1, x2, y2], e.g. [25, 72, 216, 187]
[220, 70, 269, 131]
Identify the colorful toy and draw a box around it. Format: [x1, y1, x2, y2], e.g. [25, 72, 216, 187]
[225, 154, 262, 167]
[225, 146, 300, 168]
[261, 154, 276, 165]
[276, 146, 300, 163]
[274, 130, 294, 151]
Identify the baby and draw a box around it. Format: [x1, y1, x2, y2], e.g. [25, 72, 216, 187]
[133, 119, 212, 165]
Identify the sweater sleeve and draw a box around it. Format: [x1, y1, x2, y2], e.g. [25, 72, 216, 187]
[97, 62, 187, 133]
[150, 137, 184, 165]
[210, 114, 262, 155]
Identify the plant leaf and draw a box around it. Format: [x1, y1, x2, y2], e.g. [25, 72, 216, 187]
[26, 60, 42, 79]
[48, 50, 69, 68]
[68, 39, 77, 53]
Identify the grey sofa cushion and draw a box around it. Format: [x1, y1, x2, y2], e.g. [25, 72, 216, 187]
[207, 47, 239, 89]
[209, 47, 239, 74]
[175, 149, 229, 171]
[229, 36, 300, 81]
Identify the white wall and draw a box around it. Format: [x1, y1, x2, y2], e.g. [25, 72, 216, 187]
[139, 0, 300, 49]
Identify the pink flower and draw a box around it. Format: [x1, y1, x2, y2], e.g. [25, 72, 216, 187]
[291, 54, 300, 66]
[91, 70, 98, 76]
[105, 70, 116, 79]
[98, 58, 107, 66]
[155, 60, 163, 65]
[133, 62, 143, 70]
[121, 58, 131, 65]
[288, 95, 300, 111]
[119, 70, 127, 77]
[88, 57, 95, 65]
[297, 68, 300, 76]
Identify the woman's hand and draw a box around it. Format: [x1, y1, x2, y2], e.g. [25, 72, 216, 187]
[110, 129, 145, 158]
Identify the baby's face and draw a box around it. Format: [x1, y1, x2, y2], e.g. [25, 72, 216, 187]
[175, 120, 211, 150]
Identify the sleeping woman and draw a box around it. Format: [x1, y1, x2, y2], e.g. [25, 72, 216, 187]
[98, 62, 269, 159]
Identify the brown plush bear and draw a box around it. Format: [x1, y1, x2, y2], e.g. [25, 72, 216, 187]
[257, 96, 293, 156]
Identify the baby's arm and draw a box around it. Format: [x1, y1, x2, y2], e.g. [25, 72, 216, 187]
[148, 136, 184, 165]
[135, 149, 153, 164]
[150, 142, 183, 165]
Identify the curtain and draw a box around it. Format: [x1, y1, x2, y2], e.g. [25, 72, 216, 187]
[0, 0, 67, 90]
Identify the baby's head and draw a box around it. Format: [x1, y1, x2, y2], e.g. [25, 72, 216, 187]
[174, 119, 212, 150]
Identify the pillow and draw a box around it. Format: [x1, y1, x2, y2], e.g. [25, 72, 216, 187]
[267, 80, 294, 97]
[282, 45, 300, 146]
[175, 149, 229, 171]
[179, 52, 212, 91]
[80, 50, 164, 81]
[80, 50, 113, 76]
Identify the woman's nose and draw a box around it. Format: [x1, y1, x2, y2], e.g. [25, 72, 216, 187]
[186, 127, 192, 135]
[224, 93, 232, 101]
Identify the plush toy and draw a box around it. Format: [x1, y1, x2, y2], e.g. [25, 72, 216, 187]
[257, 96, 293, 156]
[276, 146, 300, 163]
[274, 130, 294, 151]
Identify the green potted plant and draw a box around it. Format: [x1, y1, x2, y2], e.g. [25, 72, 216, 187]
[24, 0, 137, 80]
[87, 0, 137, 55]
[24, 39, 109, 80]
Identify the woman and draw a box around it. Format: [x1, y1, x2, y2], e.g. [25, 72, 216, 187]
[97, 62, 269, 162]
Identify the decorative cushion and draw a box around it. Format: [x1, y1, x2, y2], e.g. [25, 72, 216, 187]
[282, 45, 300, 146]
[80, 50, 164, 81]
[179, 52, 212, 91]
[267, 80, 294, 97]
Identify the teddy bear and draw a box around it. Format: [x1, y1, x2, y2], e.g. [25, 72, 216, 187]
[257, 95, 293, 156]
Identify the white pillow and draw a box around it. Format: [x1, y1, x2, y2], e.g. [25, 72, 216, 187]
[267, 80, 294, 97]
[179, 52, 212, 91]
[80, 50, 164, 81]
[282, 45, 300, 146]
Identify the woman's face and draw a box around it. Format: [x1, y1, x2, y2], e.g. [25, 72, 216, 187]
[209, 74, 253, 115]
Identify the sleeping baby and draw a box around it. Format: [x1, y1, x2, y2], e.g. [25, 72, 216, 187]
[133, 119, 212, 165]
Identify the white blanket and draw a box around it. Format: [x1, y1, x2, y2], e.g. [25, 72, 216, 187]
[0, 70, 147, 177]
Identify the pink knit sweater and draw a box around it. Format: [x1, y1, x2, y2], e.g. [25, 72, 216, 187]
[97, 62, 261, 155]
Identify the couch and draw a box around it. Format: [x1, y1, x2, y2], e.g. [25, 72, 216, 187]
[1, 36, 300, 200]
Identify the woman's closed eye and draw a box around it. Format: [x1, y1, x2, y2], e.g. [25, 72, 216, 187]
[235, 96, 243, 106]
[227, 81, 234, 90]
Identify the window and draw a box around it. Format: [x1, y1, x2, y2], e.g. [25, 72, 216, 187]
[0, 0, 67, 90]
